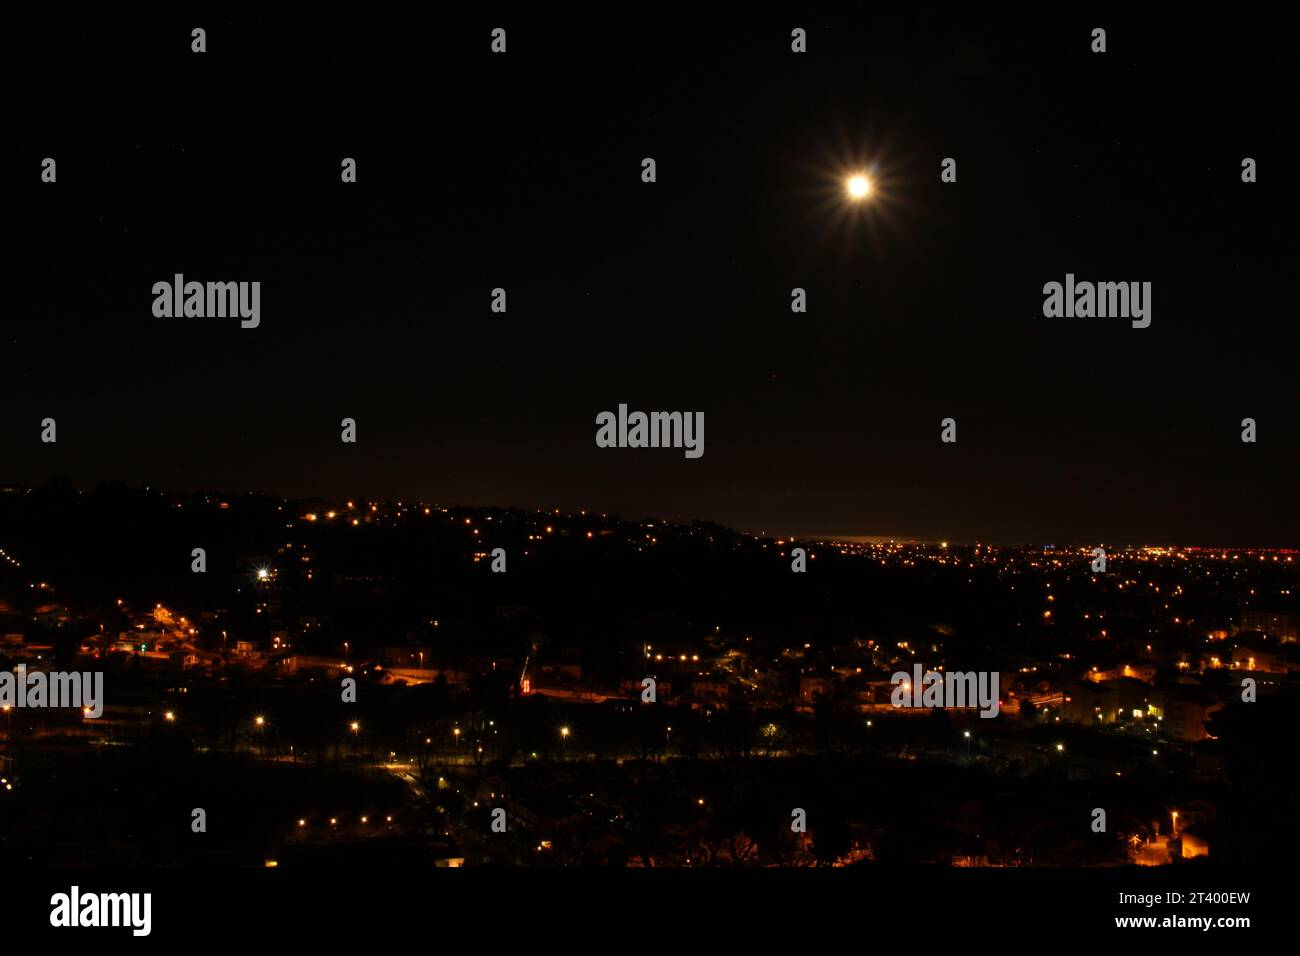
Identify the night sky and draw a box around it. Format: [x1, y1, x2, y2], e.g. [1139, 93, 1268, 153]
[5, 9, 1296, 544]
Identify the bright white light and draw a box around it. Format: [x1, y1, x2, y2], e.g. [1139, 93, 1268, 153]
[847, 174, 871, 199]
[256, 567, 270, 581]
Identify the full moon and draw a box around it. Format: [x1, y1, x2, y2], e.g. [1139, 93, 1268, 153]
[847, 174, 872, 199]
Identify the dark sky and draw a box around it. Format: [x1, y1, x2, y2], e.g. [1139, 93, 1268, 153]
[4, 9, 1296, 545]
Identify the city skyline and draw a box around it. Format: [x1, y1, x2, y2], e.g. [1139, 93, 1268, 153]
[2, 476, 1295, 875]
[6, 477, 1300, 551]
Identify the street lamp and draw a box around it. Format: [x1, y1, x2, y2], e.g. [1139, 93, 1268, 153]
[560, 726, 570, 755]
